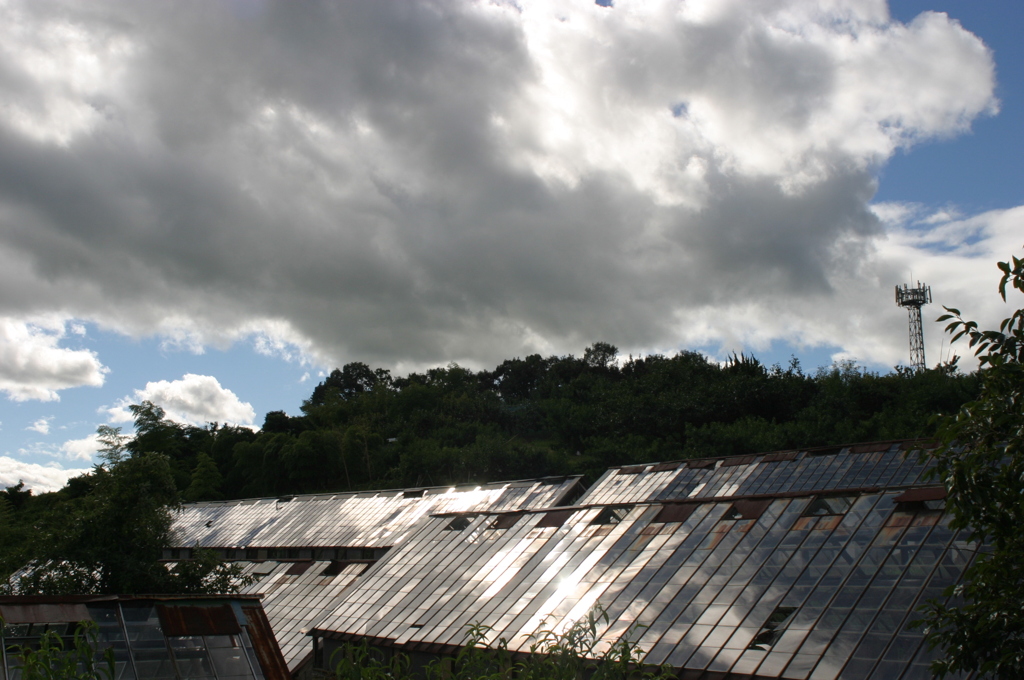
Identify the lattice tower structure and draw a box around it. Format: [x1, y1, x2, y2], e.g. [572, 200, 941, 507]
[895, 282, 932, 370]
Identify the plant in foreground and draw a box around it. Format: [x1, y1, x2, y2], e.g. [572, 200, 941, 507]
[332, 605, 674, 680]
[913, 249, 1024, 679]
[3, 620, 115, 680]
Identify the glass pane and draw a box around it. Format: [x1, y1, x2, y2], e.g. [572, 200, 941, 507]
[169, 636, 216, 679]
[207, 635, 254, 679]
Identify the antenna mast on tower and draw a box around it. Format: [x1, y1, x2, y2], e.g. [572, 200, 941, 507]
[895, 281, 932, 371]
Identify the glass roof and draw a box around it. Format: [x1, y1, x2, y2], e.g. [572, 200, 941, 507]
[577, 441, 934, 506]
[231, 560, 367, 671]
[169, 477, 581, 550]
[166, 477, 581, 674]
[311, 442, 964, 679]
[0, 597, 285, 680]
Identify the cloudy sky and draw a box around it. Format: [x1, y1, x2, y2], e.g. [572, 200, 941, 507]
[1, 0, 1021, 491]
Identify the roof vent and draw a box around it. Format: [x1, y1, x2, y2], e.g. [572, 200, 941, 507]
[590, 506, 631, 526]
[748, 606, 796, 650]
[444, 516, 474, 531]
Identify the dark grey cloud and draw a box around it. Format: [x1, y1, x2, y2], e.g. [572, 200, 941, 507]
[0, 0, 1000, 374]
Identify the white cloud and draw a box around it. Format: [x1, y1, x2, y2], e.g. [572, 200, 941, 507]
[681, 203, 1024, 371]
[26, 417, 51, 434]
[0, 456, 89, 493]
[0, 0, 1003, 374]
[0, 318, 107, 401]
[107, 374, 256, 427]
[60, 433, 102, 461]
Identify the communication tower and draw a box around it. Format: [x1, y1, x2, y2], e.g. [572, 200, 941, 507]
[895, 281, 932, 371]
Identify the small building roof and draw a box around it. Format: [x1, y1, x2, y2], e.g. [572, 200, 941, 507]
[0, 594, 289, 680]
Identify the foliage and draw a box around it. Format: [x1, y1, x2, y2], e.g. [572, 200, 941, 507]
[5, 561, 104, 597]
[330, 638, 412, 680]
[10, 451, 179, 595]
[210, 345, 976, 498]
[916, 251, 1024, 678]
[95, 426, 129, 466]
[184, 452, 223, 502]
[3, 620, 115, 680]
[330, 605, 672, 680]
[4, 425, 251, 596]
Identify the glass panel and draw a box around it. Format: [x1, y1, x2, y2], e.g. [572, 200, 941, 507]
[731, 649, 767, 676]
[805, 496, 856, 517]
[207, 634, 254, 679]
[757, 651, 793, 677]
[747, 606, 796, 651]
[121, 604, 176, 680]
[785, 652, 819, 679]
[85, 604, 135, 680]
[168, 637, 217, 679]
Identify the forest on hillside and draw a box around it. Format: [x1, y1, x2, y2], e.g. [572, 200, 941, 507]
[170, 346, 979, 495]
[6, 346, 978, 499]
[22, 348, 983, 498]
[4, 243, 1019, 676]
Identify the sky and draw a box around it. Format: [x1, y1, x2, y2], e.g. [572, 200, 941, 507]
[1, 0, 1021, 492]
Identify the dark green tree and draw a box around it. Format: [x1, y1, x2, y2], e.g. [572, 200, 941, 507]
[2, 481, 32, 511]
[11, 435, 249, 596]
[16, 451, 178, 594]
[583, 342, 619, 370]
[283, 430, 346, 492]
[917, 250, 1024, 678]
[183, 452, 223, 501]
[95, 425, 129, 465]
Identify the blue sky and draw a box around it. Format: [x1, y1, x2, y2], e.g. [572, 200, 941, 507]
[879, 1, 1023, 212]
[1, 0, 1022, 490]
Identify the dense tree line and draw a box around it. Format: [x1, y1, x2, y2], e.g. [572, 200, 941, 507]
[225, 347, 976, 496]
[45, 346, 984, 503]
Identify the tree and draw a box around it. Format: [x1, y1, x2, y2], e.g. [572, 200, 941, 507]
[183, 452, 223, 501]
[2, 481, 33, 511]
[917, 250, 1024, 678]
[17, 451, 179, 595]
[12, 441, 248, 596]
[308, 362, 387, 406]
[583, 342, 619, 370]
[342, 424, 383, 483]
[95, 425, 129, 466]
